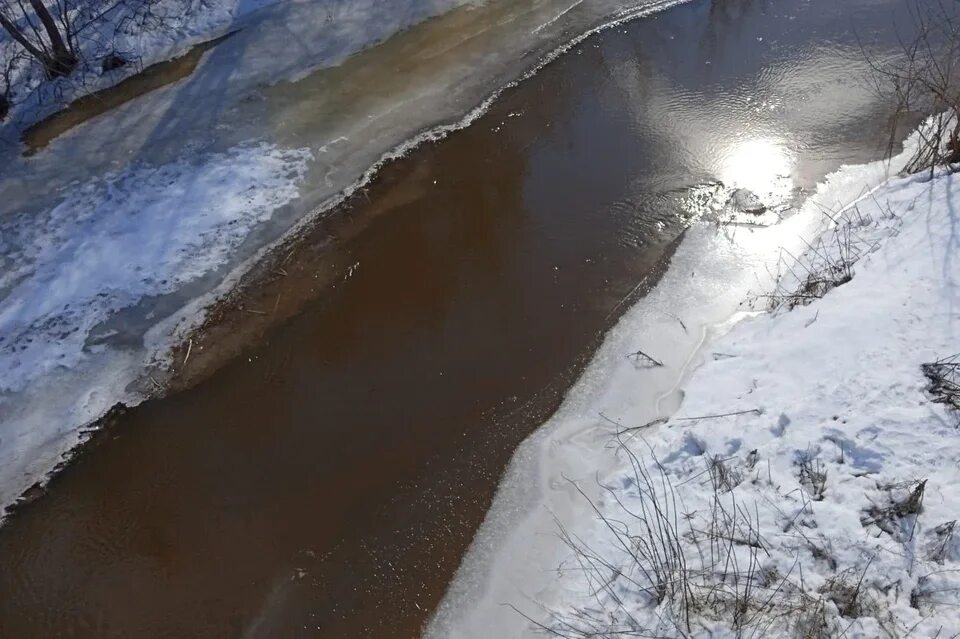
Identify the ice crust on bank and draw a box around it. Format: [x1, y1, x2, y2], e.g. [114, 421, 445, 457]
[0, 142, 310, 393]
[429, 130, 959, 636]
[0, 141, 310, 516]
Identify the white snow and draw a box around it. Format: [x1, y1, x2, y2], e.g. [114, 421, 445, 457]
[0, 0, 261, 126]
[429, 130, 960, 636]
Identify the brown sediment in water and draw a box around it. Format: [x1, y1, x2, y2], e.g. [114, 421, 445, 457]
[21, 31, 237, 155]
[160, 161, 438, 395]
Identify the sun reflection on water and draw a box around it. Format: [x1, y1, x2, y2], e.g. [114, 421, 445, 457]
[719, 138, 794, 202]
[680, 137, 798, 226]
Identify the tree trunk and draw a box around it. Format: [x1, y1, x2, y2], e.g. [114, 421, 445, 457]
[0, 11, 47, 61]
[0, 2, 76, 78]
[27, 0, 75, 77]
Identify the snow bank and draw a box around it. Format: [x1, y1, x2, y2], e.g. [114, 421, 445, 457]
[542, 167, 960, 637]
[427, 132, 959, 636]
[0, 0, 254, 128]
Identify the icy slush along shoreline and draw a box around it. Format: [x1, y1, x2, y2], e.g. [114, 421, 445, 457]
[427, 128, 960, 637]
[0, 142, 312, 514]
[0, 142, 312, 394]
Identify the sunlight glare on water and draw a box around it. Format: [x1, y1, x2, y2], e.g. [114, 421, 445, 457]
[683, 137, 797, 226]
[719, 137, 794, 202]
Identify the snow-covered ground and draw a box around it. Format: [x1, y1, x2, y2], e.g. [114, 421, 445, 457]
[0, 0, 262, 128]
[429, 130, 960, 636]
[545, 162, 960, 637]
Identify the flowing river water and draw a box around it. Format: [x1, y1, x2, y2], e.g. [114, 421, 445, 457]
[0, 0, 932, 636]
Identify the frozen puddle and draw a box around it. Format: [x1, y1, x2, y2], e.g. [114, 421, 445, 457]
[0, 142, 311, 509]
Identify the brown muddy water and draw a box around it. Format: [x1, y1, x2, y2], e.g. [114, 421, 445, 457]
[0, 0, 928, 637]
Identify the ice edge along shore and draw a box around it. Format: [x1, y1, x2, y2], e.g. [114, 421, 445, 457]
[428, 125, 959, 637]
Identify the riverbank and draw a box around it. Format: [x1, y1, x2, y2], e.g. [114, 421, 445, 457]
[426, 127, 926, 638]
[0, 0, 937, 637]
[429, 128, 960, 636]
[0, 0, 271, 132]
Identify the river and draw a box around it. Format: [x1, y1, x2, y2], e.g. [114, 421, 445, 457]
[0, 0, 929, 636]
